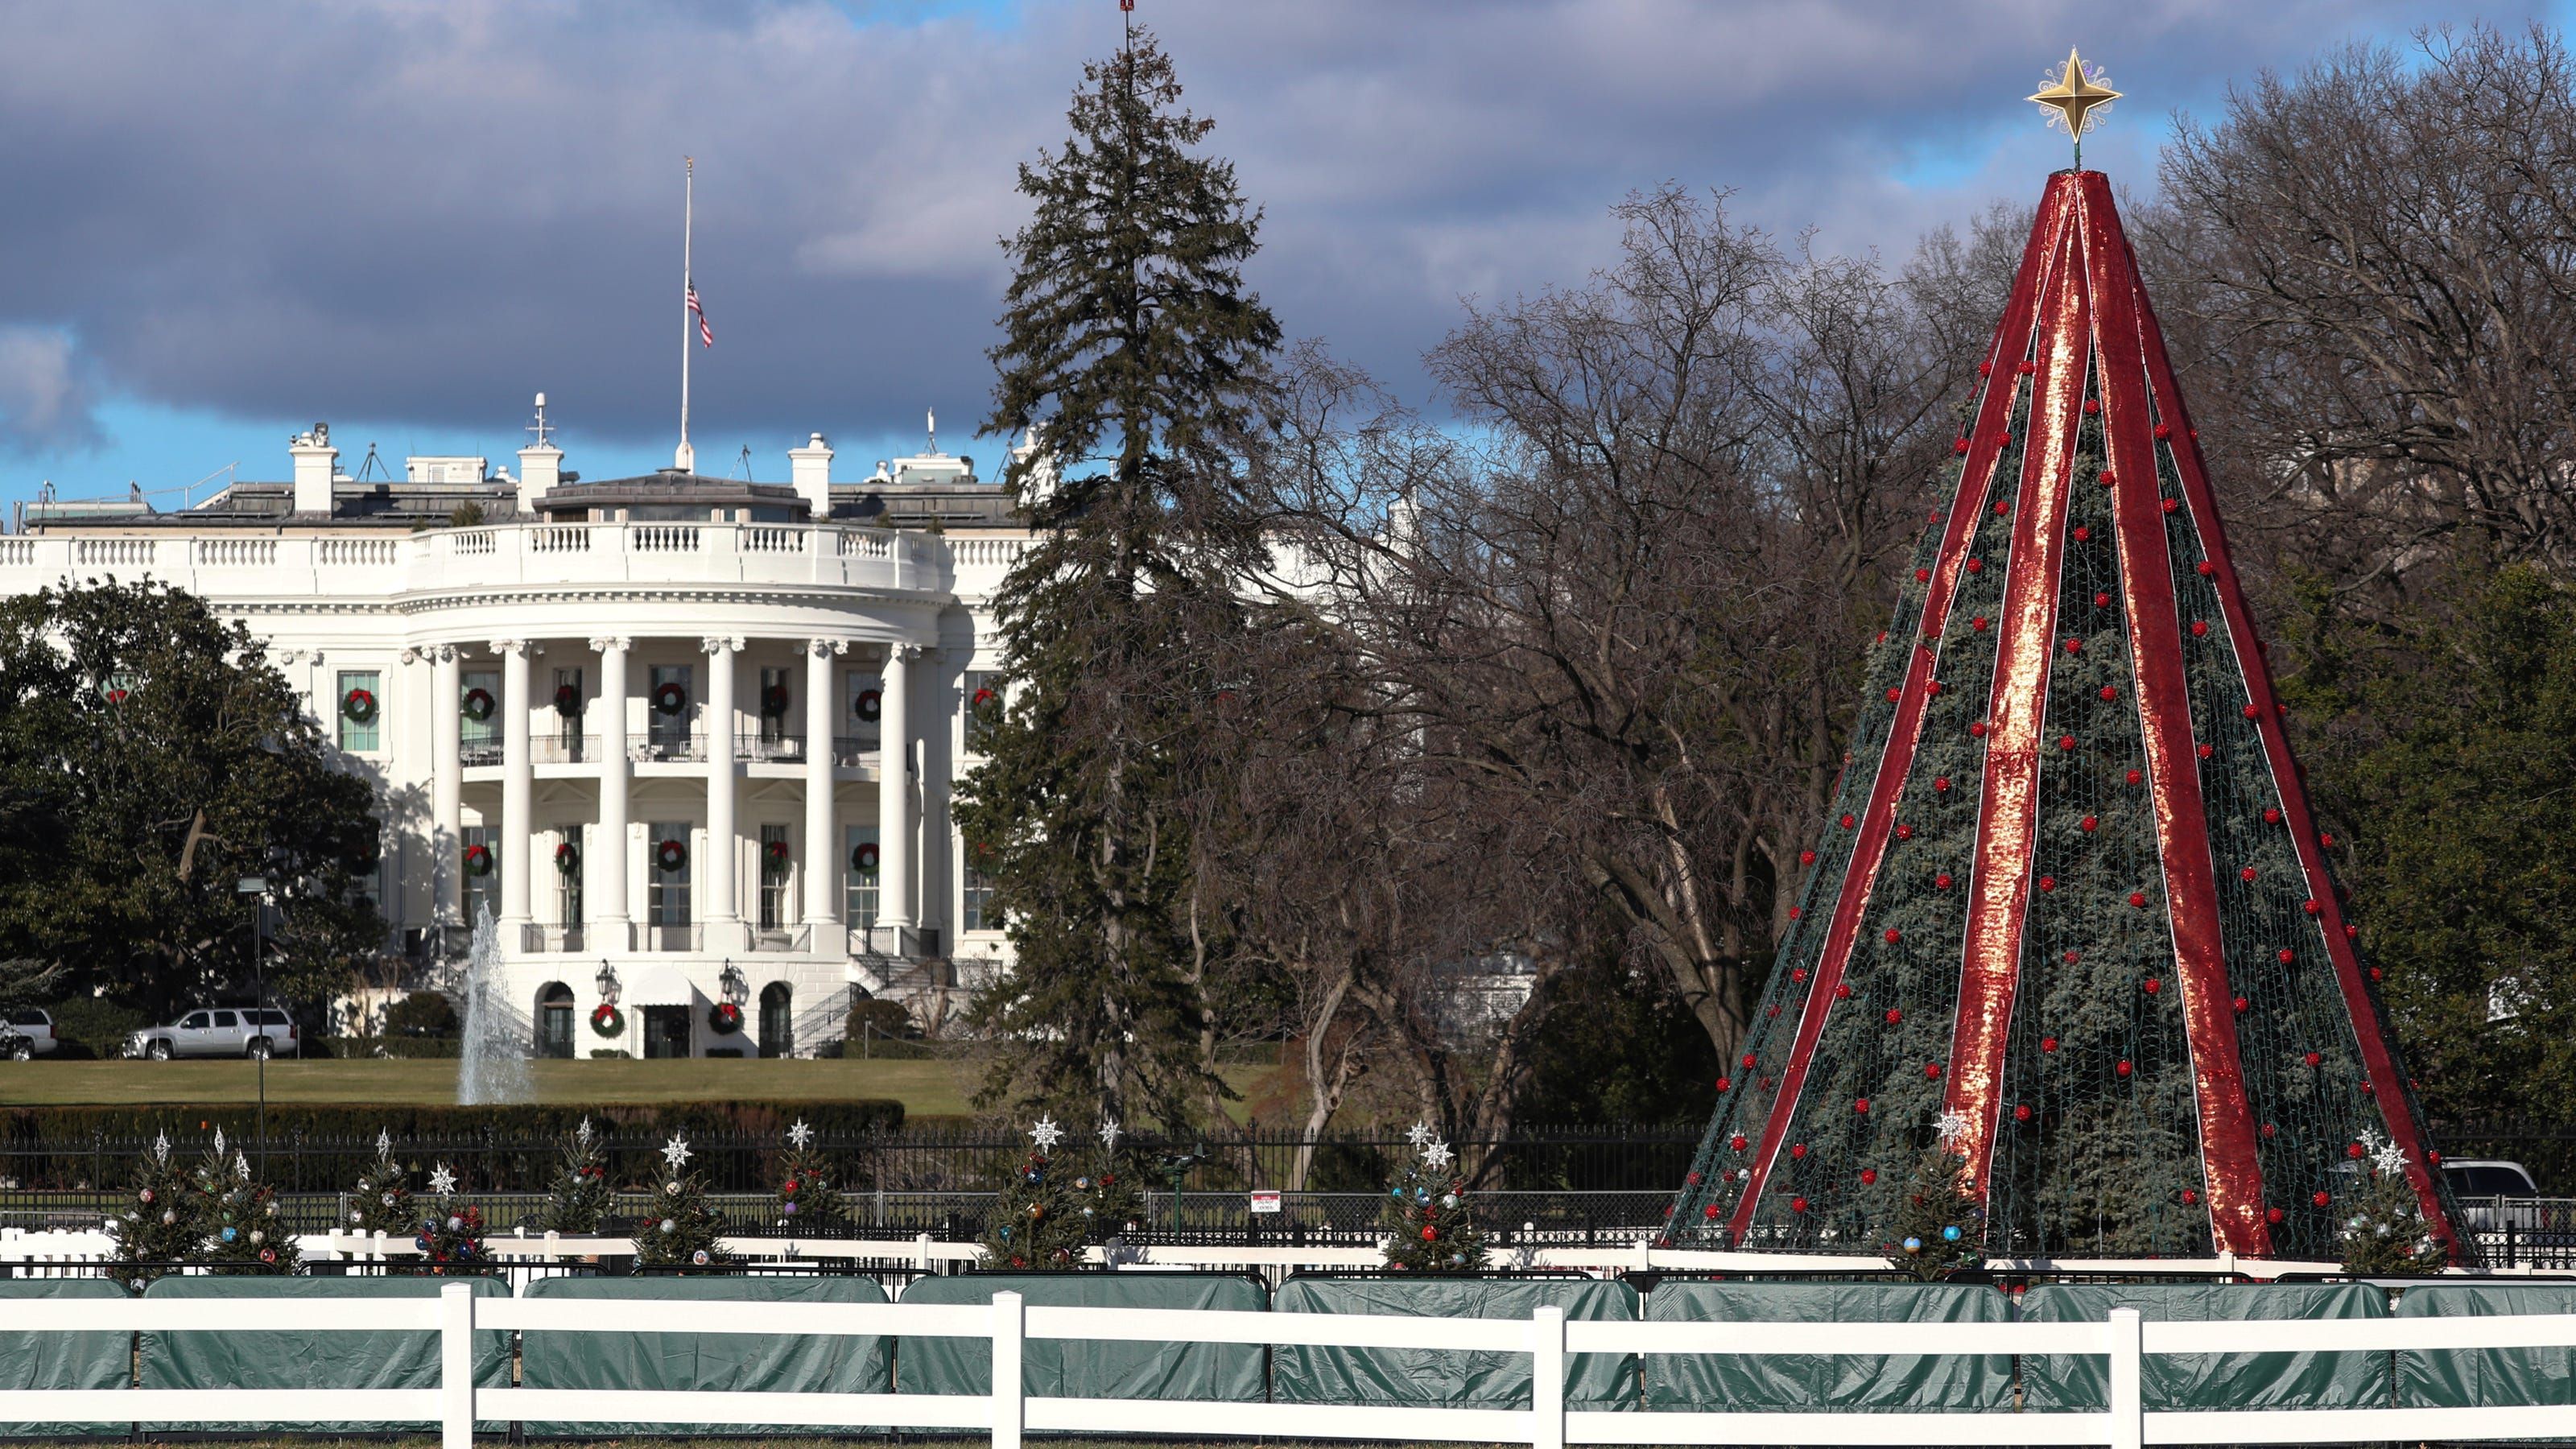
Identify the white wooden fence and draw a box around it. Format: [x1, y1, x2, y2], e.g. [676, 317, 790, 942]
[6, 1285, 2576, 1447]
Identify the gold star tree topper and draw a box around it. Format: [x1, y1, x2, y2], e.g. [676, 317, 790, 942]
[2029, 47, 2119, 162]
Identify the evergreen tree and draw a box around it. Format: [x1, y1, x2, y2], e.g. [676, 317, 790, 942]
[411, 1162, 488, 1274]
[978, 1118, 1089, 1269]
[345, 1127, 415, 1236]
[1887, 1142, 1986, 1281]
[773, 1117, 854, 1238]
[537, 1117, 616, 1234]
[105, 1131, 200, 1285]
[2340, 1131, 2447, 1276]
[634, 1133, 727, 1268]
[1072, 1119, 1145, 1244]
[1380, 1125, 1487, 1274]
[957, 22, 1281, 1128]
[196, 1139, 293, 1274]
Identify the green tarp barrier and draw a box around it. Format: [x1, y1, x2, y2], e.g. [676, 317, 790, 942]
[520, 1275, 894, 1436]
[1642, 1279, 2011, 1413]
[1272, 1275, 1638, 1411]
[2019, 1282, 2390, 1411]
[897, 1273, 1266, 1406]
[0, 1278, 130, 1438]
[2396, 1282, 2576, 1410]
[138, 1273, 511, 1433]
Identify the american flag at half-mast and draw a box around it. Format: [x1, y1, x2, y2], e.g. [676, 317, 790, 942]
[687, 280, 713, 347]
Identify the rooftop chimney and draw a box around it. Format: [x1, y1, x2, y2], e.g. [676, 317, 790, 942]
[789, 432, 834, 518]
[290, 423, 338, 514]
[517, 392, 562, 514]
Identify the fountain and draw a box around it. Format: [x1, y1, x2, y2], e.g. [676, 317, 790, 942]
[456, 905, 531, 1104]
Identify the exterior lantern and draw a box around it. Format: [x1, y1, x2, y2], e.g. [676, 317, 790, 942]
[594, 960, 621, 1006]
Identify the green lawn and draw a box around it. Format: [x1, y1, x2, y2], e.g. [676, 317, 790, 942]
[2, 1058, 1274, 1121]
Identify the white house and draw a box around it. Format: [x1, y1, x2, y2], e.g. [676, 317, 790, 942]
[2, 403, 1039, 1060]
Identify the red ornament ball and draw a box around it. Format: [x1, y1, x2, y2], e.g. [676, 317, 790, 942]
[2162, 497, 2181, 514]
[1855, 1098, 1871, 1114]
[1884, 927, 1901, 944]
[1422, 1226, 1438, 1241]
[2017, 361, 2035, 375]
[2063, 637, 2083, 654]
[2128, 892, 2149, 908]
[1742, 1053, 1758, 1068]
[2041, 1036, 2059, 1053]
[1896, 824, 1914, 840]
[2191, 620, 2209, 637]
[2099, 469, 2117, 485]
[1953, 438, 1971, 454]
[1790, 1143, 1808, 1161]
[1885, 1009, 1904, 1025]
[1966, 557, 1985, 573]
[1730, 1134, 1748, 1151]
[2063, 949, 2080, 964]
[2277, 948, 2294, 964]
[2127, 769, 2144, 785]
[2099, 685, 2117, 701]
[1703, 1203, 1720, 1219]
[1835, 983, 1852, 999]
[2241, 703, 2262, 720]
[1971, 617, 1990, 632]
[2241, 866, 2258, 881]
[1840, 813, 1856, 829]
[2197, 743, 2215, 759]
[2084, 398, 2102, 415]
[2155, 423, 2174, 440]
[1978, 361, 1993, 377]
[1994, 499, 2009, 517]
[1791, 967, 1808, 983]
[2264, 807, 2281, 824]
[2262, 1122, 2277, 1139]
[1715, 1075, 1732, 1092]
[1915, 568, 1932, 582]
[2074, 527, 2093, 543]
[1934, 776, 1952, 792]
[2347, 1142, 2365, 1159]
[1935, 872, 1954, 889]
[1800, 850, 1816, 865]
[2014, 1104, 2033, 1122]
[2092, 588, 2109, 605]
[2305, 1051, 2322, 1067]
[2116, 1059, 2133, 1077]
[2233, 996, 2250, 1013]
[2267, 1207, 2285, 1224]
[2058, 735, 2077, 752]
[2039, 875, 2058, 893]
[2302, 899, 2320, 915]
[1925, 1062, 1944, 1080]
[1791, 1195, 1811, 1213]
[1860, 1168, 1879, 1186]
[2196, 559, 2216, 576]
[1688, 1171, 1704, 1185]
[2312, 1191, 2332, 1208]
[2183, 1188, 2201, 1205]
[1970, 720, 1989, 737]
[2081, 815, 2099, 832]
[1887, 687, 1902, 703]
[2143, 977, 2161, 995]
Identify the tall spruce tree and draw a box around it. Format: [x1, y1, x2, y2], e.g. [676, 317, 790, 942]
[958, 23, 1280, 1127]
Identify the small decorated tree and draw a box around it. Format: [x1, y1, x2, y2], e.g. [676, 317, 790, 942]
[1380, 1123, 1487, 1273]
[1888, 1129, 1986, 1281]
[106, 1132, 201, 1285]
[634, 1133, 729, 1267]
[345, 1128, 415, 1236]
[774, 1118, 855, 1238]
[538, 1117, 617, 1234]
[978, 1117, 1088, 1269]
[410, 1162, 489, 1274]
[1073, 1117, 1145, 1245]
[197, 1142, 295, 1274]
[2340, 1131, 2448, 1276]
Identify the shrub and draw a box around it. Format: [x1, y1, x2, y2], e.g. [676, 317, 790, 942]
[382, 992, 458, 1038]
[847, 998, 916, 1042]
[43, 996, 148, 1059]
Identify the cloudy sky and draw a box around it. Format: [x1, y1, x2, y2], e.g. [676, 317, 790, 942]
[0, 0, 2539, 510]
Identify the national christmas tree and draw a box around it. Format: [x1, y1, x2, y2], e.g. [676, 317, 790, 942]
[411, 1162, 489, 1274]
[773, 1117, 855, 1238]
[978, 1117, 1088, 1269]
[538, 1117, 616, 1234]
[196, 1138, 294, 1274]
[1381, 1124, 1487, 1274]
[1668, 59, 2458, 1264]
[634, 1133, 728, 1267]
[106, 1132, 200, 1284]
[345, 1127, 415, 1236]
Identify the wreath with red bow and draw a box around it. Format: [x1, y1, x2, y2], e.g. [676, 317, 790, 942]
[554, 840, 580, 876]
[652, 682, 688, 716]
[849, 841, 880, 876]
[553, 683, 582, 717]
[853, 688, 881, 724]
[655, 838, 688, 873]
[760, 683, 791, 717]
[762, 840, 791, 877]
[462, 843, 495, 877]
[342, 687, 378, 724]
[590, 1002, 624, 1038]
[708, 1001, 744, 1034]
[461, 687, 495, 721]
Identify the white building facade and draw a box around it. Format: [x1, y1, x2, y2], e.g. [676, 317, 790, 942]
[2, 415, 1034, 1059]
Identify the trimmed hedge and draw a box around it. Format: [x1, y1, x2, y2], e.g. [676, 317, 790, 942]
[0, 1100, 904, 1191]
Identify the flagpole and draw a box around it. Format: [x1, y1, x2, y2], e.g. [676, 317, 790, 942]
[678, 156, 695, 473]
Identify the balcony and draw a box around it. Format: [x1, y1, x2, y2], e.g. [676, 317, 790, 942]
[745, 924, 813, 954]
[530, 735, 601, 765]
[519, 924, 588, 954]
[460, 740, 504, 767]
[636, 922, 701, 952]
[832, 734, 884, 768]
[737, 731, 807, 764]
[632, 733, 708, 763]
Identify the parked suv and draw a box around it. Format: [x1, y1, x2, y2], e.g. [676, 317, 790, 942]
[126, 1008, 299, 1060]
[2, 1008, 57, 1059]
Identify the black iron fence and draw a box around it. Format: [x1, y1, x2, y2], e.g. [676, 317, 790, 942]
[0, 1123, 1702, 1199]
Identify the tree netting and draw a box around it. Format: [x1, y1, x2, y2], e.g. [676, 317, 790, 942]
[1666, 171, 2460, 1261]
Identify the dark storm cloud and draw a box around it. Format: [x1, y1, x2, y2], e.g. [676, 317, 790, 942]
[0, 0, 2470, 452]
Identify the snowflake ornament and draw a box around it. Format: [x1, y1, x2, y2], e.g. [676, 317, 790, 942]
[661, 1133, 693, 1170]
[213, 1127, 227, 1159]
[2363, 1128, 2410, 1178]
[1029, 1116, 1065, 1152]
[376, 1126, 392, 1154]
[1422, 1139, 1455, 1174]
[1934, 1109, 1973, 1150]
[786, 1117, 815, 1150]
[428, 1162, 458, 1197]
[235, 1151, 251, 1183]
[1098, 1117, 1122, 1150]
[576, 1117, 594, 1148]
[1405, 1121, 1435, 1150]
[151, 1132, 171, 1166]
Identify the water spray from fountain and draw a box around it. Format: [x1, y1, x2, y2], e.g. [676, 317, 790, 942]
[456, 905, 531, 1104]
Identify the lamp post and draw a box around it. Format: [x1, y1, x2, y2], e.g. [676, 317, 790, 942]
[233, 873, 271, 1176]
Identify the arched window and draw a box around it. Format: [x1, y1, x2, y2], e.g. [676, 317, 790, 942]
[758, 982, 792, 1059]
[535, 982, 575, 1059]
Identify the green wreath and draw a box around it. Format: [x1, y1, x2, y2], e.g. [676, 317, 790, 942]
[461, 687, 495, 721]
[341, 687, 378, 724]
[590, 1002, 624, 1038]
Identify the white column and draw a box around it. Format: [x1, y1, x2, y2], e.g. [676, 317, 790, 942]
[497, 639, 533, 930]
[592, 637, 631, 943]
[704, 637, 741, 939]
[431, 645, 462, 926]
[877, 643, 917, 937]
[803, 638, 843, 931]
